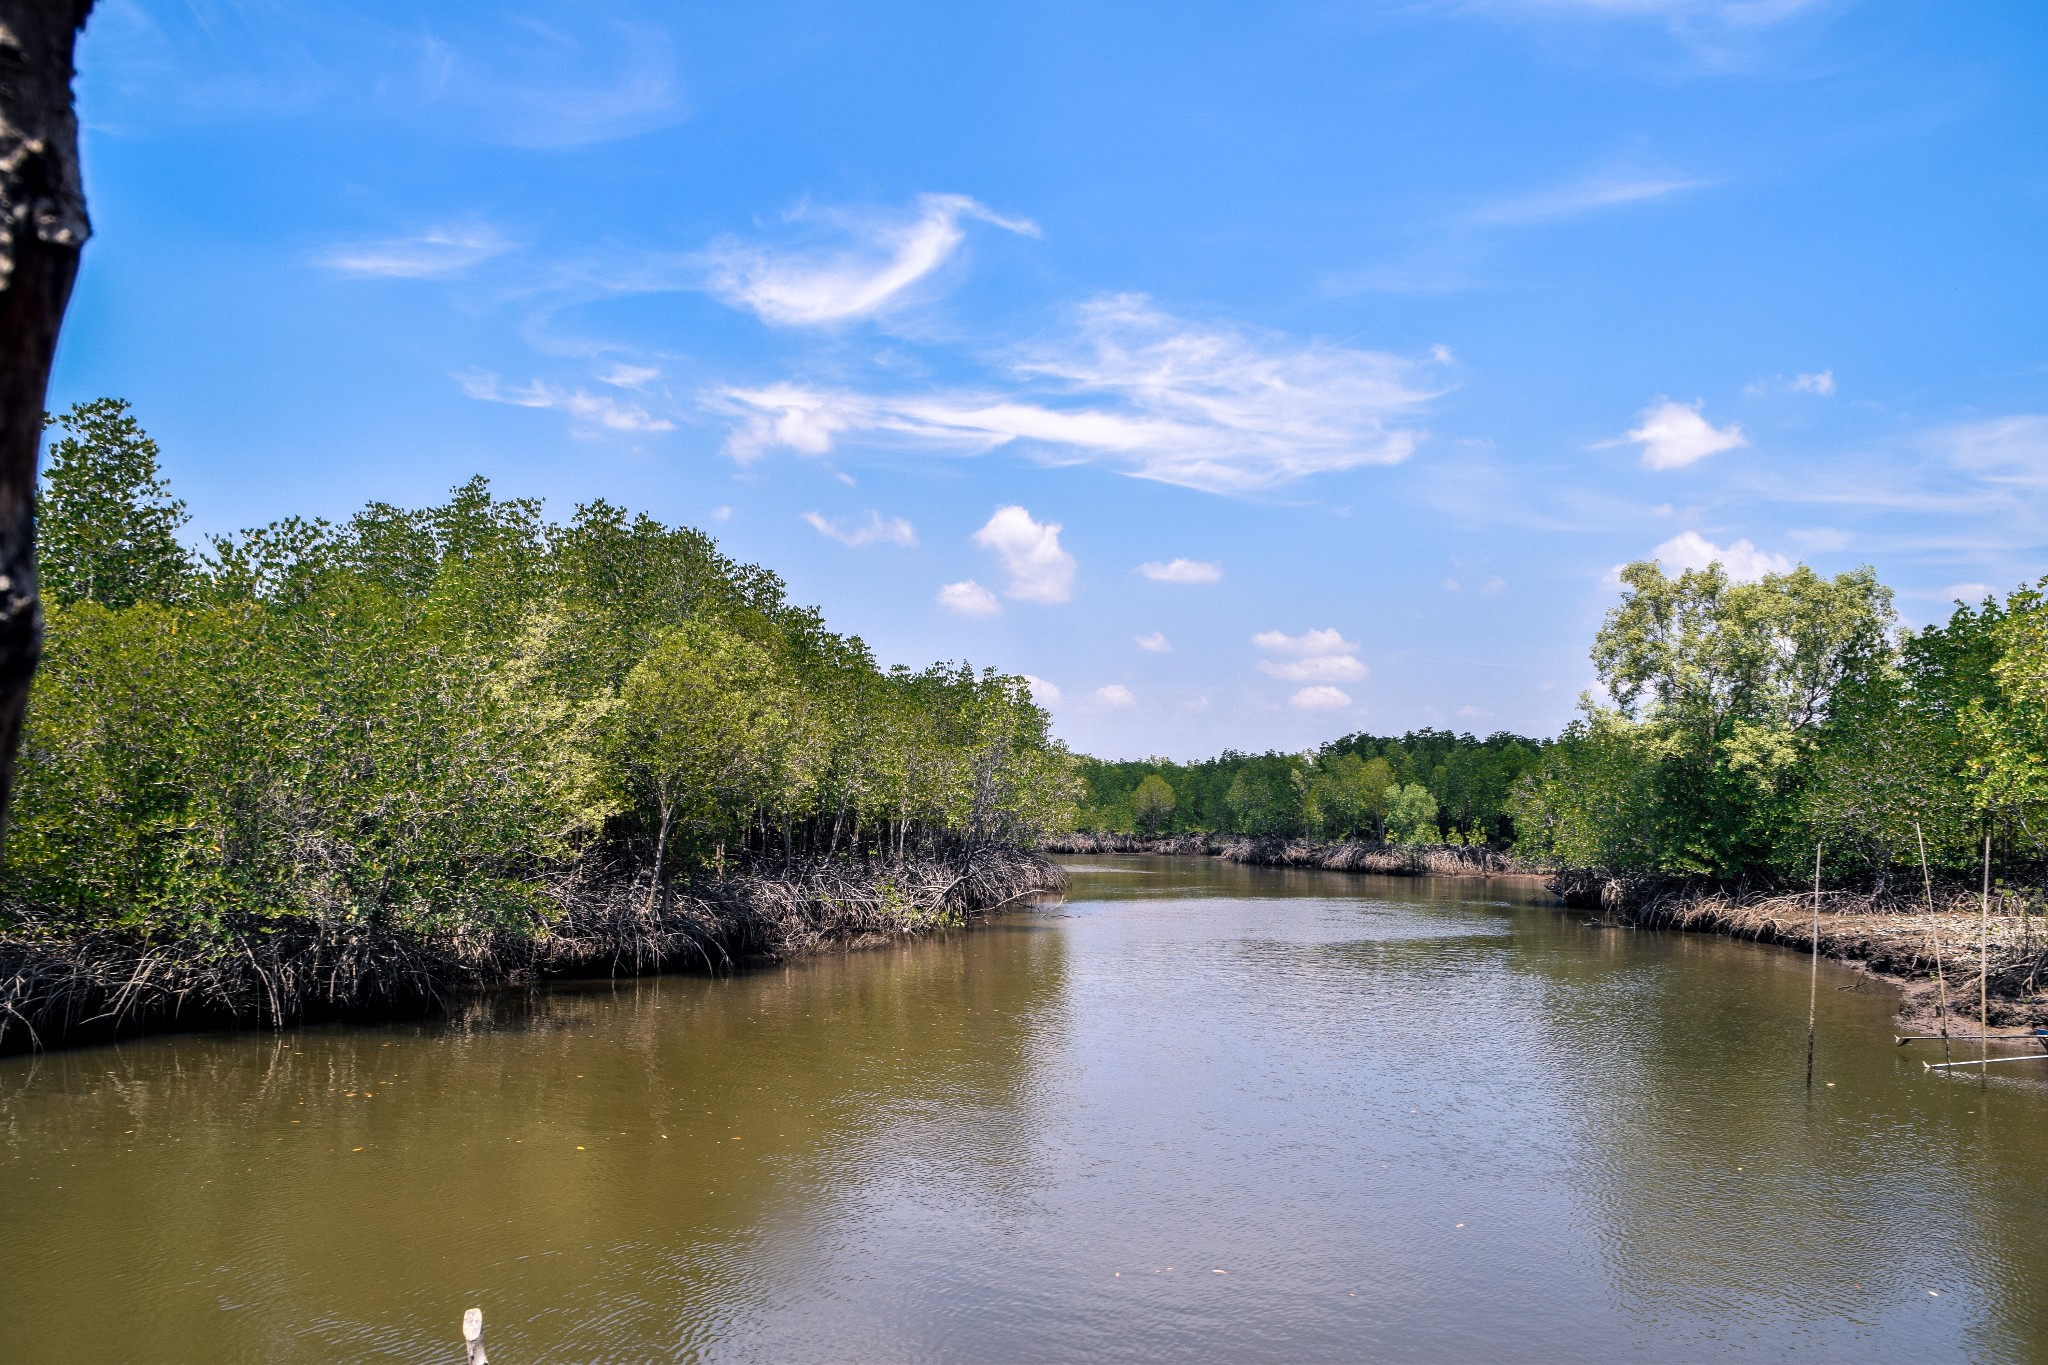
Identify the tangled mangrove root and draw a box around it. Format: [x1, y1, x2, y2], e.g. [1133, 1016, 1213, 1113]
[1552, 869, 2048, 1026]
[0, 848, 1063, 1053]
[1043, 832, 1543, 876]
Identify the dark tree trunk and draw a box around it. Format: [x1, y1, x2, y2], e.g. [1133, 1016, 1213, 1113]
[0, 2, 93, 843]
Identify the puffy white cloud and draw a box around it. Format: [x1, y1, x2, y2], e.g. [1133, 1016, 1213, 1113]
[705, 193, 1038, 326]
[708, 294, 1445, 494]
[1252, 627, 1360, 656]
[1626, 399, 1749, 470]
[1095, 684, 1137, 707]
[1022, 675, 1062, 705]
[1255, 628, 1369, 684]
[1134, 631, 1172, 652]
[1137, 557, 1223, 583]
[1480, 574, 1507, 595]
[1289, 685, 1352, 710]
[801, 510, 918, 548]
[973, 506, 1076, 603]
[936, 579, 1000, 616]
[1260, 655, 1368, 683]
[322, 225, 510, 278]
[1644, 530, 1792, 582]
[459, 372, 673, 432]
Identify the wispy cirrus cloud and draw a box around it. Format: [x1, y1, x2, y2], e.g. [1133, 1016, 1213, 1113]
[1472, 174, 1708, 226]
[711, 294, 1446, 495]
[1936, 414, 2048, 487]
[322, 225, 512, 278]
[706, 193, 1038, 326]
[459, 372, 673, 432]
[801, 510, 918, 548]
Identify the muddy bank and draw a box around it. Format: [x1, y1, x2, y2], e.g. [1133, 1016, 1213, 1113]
[1554, 869, 2048, 1031]
[1044, 832, 1544, 877]
[0, 848, 1063, 1054]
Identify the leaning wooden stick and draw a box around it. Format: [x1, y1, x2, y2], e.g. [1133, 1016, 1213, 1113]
[1916, 822, 1953, 1068]
[1981, 833, 1992, 1089]
[463, 1308, 488, 1365]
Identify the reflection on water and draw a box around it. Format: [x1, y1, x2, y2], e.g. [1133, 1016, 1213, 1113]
[4, 856, 2046, 1363]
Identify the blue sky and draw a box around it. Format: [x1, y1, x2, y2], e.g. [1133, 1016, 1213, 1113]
[52, 0, 2048, 759]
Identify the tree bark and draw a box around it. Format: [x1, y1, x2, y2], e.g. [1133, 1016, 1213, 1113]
[0, 2, 93, 844]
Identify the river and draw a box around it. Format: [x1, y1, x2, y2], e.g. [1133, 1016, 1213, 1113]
[5, 856, 2047, 1363]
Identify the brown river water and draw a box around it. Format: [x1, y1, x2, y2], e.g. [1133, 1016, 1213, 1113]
[6, 856, 2048, 1364]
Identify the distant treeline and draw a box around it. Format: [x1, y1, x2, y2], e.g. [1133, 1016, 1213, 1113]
[1515, 556, 2048, 889]
[5, 400, 1076, 946]
[1073, 730, 1545, 845]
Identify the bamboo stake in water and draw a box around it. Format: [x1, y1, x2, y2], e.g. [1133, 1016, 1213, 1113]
[1916, 822, 1953, 1068]
[1981, 832, 1992, 1089]
[1807, 841, 1821, 1093]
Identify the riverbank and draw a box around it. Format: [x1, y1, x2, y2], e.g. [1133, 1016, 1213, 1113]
[1044, 832, 1544, 877]
[0, 848, 1062, 1054]
[1553, 869, 2048, 1031]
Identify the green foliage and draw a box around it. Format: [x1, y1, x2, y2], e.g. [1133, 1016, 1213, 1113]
[4, 405, 1077, 940]
[1383, 783, 1439, 844]
[39, 399, 191, 607]
[1131, 773, 1175, 835]
[1070, 731, 1540, 843]
[1514, 558, 2048, 885]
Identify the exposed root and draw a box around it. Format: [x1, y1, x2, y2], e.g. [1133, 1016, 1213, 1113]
[0, 848, 1063, 1053]
[1552, 869, 2048, 1029]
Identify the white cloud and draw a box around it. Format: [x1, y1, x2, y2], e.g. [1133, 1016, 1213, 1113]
[705, 193, 1038, 326]
[936, 580, 1000, 616]
[1626, 399, 1749, 470]
[709, 506, 732, 523]
[972, 506, 1076, 603]
[1945, 584, 1995, 605]
[1746, 369, 1836, 398]
[1479, 574, 1508, 595]
[1290, 685, 1353, 710]
[1095, 684, 1137, 707]
[708, 294, 1445, 495]
[599, 363, 660, 389]
[1938, 414, 2048, 486]
[1022, 675, 1062, 705]
[1255, 628, 1369, 683]
[1252, 627, 1360, 657]
[1787, 526, 1851, 551]
[1645, 530, 1793, 581]
[322, 225, 510, 278]
[801, 510, 918, 548]
[1474, 176, 1706, 226]
[1137, 558, 1223, 583]
[1134, 631, 1172, 652]
[1261, 655, 1369, 683]
[460, 372, 673, 432]
[1443, 577, 1461, 592]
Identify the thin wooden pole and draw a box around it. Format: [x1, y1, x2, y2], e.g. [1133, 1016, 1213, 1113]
[1924, 1053, 2048, 1072]
[1916, 822, 1953, 1068]
[1981, 832, 1992, 1088]
[1807, 840, 1821, 1093]
[463, 1308, 488, 1365]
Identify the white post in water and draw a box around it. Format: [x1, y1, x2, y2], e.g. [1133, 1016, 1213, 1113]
[463, 1308, 488, 1365]
[1981, 833, 1992, 1089]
